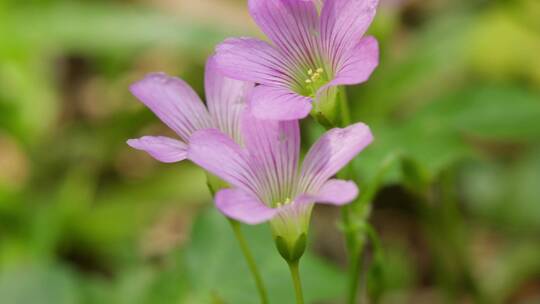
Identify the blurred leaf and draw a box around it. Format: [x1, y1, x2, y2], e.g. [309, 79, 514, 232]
[463, 146, 540, 232]
[368, 243, 416, 302]
[3, 2, 236, 56]
[0, 264, 79, 304]
[73, 164, 210, 263]
[356, 85, 540, 184]
[96, 164, 209, 207]
[468, 7, 540, 85]
[479, 241, 540, 303]
[400, 157, 431, 196]
[447, 87, 540, 140]
[353, 14, 471, 121]
[184, 209, 347, 303]
[0, 56, 59, 142]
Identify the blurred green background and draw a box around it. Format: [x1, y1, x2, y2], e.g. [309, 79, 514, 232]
[1, 0, 539, 303]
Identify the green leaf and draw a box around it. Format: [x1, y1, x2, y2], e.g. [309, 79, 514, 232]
[3, 2, 235, 56]
[462, 146, 540, 232]
[184, 209, 347, 303]
[0, 264, 80, 304]
[355, 85, 540, 185]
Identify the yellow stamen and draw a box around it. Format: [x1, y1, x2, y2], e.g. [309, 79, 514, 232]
[303, 67, 326, 96]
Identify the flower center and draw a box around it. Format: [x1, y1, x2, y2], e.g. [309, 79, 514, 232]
[302, 67, 327, 97]
[276, 197, 292, 208]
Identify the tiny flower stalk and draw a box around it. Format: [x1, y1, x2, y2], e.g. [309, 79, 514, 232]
[272, 206, 308, 304]
[337, 87, 368, 304]
[342, 154, 399, 304]
[288, 259, 305, 304]
[228, 218, 270, 304]
[206, 173, 270, 304]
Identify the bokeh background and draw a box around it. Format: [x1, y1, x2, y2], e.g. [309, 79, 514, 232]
[1, 0, 539, 303]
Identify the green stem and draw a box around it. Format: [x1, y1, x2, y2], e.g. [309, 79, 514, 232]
[347, 243, 364, 304]
[439, 170, 487, 303]
[287, 260, 305, 304]
[228, 219, 269, 304]
[338, 86, 351, 127]
[336, 85, 367, 304]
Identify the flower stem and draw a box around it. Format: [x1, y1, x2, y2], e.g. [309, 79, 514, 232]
[346, 238, 365, 304]
[287, 260, 305, 304]
[228, 219, 269, 304]
[336, 85, 369, 304]
[337, 86, 351, 127]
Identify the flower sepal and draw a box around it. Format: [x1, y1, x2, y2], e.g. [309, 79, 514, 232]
[311, 86, 339, 129]
[274, 233, 307, 263]
[311, 109, 335, 130]
[270, 200, 312, 262]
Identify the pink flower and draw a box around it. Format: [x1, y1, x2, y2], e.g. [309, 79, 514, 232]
[214, 0, 380, 121]
[188, 110, 373, 253]
[127, 57, 253, 162]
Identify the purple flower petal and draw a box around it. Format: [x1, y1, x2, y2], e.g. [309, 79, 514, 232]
[319, 36, 379, 95]
[188, 129, 259, 195]
[216, 188, 278, 224]
[205, 56, 254, 143]
[299, 122, 373, 191]
[248, 0, 320, 69]
[292, 179, 358, 207]
[313, 179, 359, 205]
[130, 73, 213, 141]
[320, 0, 379, 66]
[241, 110, 300, 204]
[251, 85, 313, 120]
[127, 136, 187, 163]
[214, 37, 293, 87]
